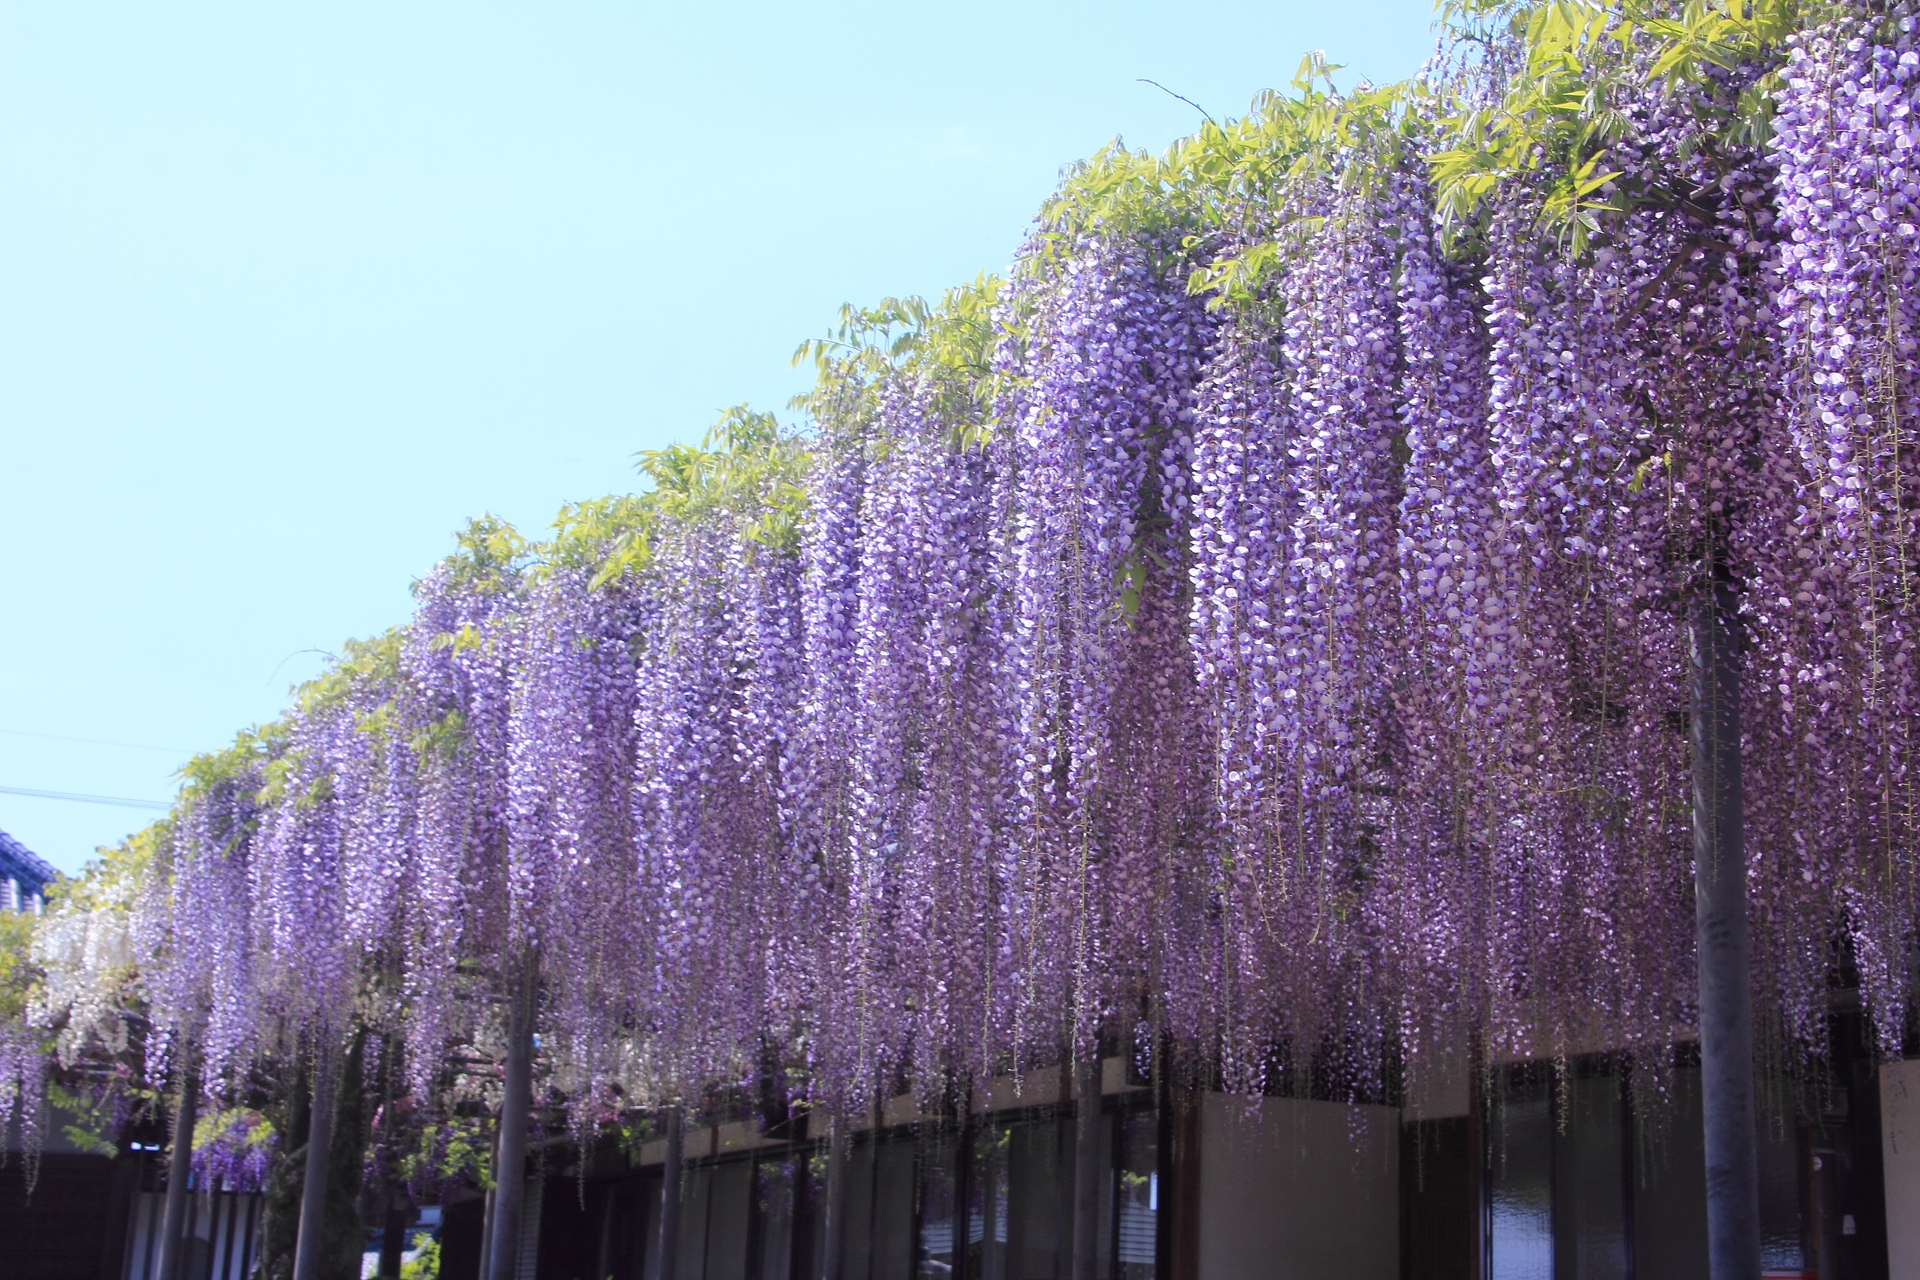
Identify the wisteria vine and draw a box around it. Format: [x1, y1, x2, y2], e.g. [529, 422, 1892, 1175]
[8, 0, 1920, 1197]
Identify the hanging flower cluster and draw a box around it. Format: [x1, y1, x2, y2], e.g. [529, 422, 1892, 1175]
[1003, 233, 1215, 1075]
[1767, 11, 1920, 1053]
[190, 1107, 277, 1192]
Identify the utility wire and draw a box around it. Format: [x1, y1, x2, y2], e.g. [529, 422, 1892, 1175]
[0, 727, 193, 755]
[0, 785, 170, 811]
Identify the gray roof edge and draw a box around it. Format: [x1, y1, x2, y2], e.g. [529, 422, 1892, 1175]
[0, 827, 59, 891]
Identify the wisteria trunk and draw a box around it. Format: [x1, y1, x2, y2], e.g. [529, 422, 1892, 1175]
[1689, 579, 1760, 1280]
[378, 1191, 407, 1278]
[483, 964, 537, 1280]
[291, 1040, 336, 1280]
[154, 1067, 198, 1280]
[657, 1106, 683, 1280]
[1070, 1054, 1102, 1280]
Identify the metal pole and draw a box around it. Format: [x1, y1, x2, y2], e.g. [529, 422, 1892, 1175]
[1689, 578, 1760, 1280]
[1070, 1055, 1102, 1280]
[291, 1037, 337, 1280]
[238, 1190, 260, 1280]
[153, 1066, 198, 1280]
[657, 1106, 684, 1280]
[140, 1151, 165, 1279]
[188, 1178, 208, 1280]
[214, 1185, 226, 1278]
[484, 961, 537, 1280]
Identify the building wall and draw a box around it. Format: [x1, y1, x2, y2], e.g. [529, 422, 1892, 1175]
[1883, 1058, 1920, 1280]
[121, 1185, 263, 1280]
[0, 1152, 137, 1280]
[1195, 1094, 1399, 1280]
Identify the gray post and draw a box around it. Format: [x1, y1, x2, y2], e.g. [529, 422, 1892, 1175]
[484, 961, 538, 1280]
[291, 1037, 337, 1280]
[820, 1113, 847, 1280]
[1689, 579, 1760, 1280]
[378, 1190, 408, 1278]
[1070, 1054, 1103, 1280]
[476, 1124, 500, 1280]
[153, 1067, 198, 1280]
[657, 1105, 684, 1280]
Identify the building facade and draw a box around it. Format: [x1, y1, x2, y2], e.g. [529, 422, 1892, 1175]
[0, 825, 56, 914]
[439, 1013, 1918, 1280]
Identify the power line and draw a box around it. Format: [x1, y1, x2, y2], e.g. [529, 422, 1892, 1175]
[0, 785, 170, 811]
[0, 727, 193, 755]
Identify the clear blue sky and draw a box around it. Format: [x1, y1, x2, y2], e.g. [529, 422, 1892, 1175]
[0, 1, 1436, 875]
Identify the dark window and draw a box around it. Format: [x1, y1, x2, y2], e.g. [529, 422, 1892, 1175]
[750, 1157, 798, 1280]
[677, 1165, 712, 1280]
[1113, 1109, 1156, 1280]
[915, 1131, 962, 1279]
[1553, 1067, 1626, 1280]
[1483, 1055, 1823, 1280]
[1400, 1117, 1471, 1280]
[706, 1160, 752, 1280]
[873, 1138, 916, 1279]
[589, 1102, 1162, 1280]
[844, 1140, 876, 1280]
[1489, 1068, 1553, 1280]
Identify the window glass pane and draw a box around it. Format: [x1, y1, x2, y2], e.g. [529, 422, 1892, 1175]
[707, 1161, 752, 1280]
[917, 1133, 959, 1279]
[1115, 1111, 1157, 1280]
[1755, 1089, 1807, 1273]
[1007, 1116, 1066, 1280]
[1555, 1069, 1627, 1280]
[972, 1124, 1011, 1280]
[753, 1158, 798, 1280]
[676, 1167, 712, 1280]
[844, 1141, 877, 1280]
[797, 1147, 829, 1280]
[622, 1174, 660, 1280]
[873, 1139, 917, 1280]
[1631, 1063, 1709, 1280]
[1402, 1117, 1472, 1280]
[1490, 1071, 1552, 1280]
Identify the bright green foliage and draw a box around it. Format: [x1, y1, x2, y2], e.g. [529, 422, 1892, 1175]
[46, 1081, 128, 1157]
[192, 1105, 277, 1164]
[1022, 55, 1421, 310]
[401, 1236, 441, 1280]
[392, 1115, 494, 1194]
[183, 722, 292, 813]
[792, 273, 1006, 442]
[1430, 0, 1643, 250]
[440, 517, 529, 593]
[46, 828, 154, 913]
[1428, 0, 1816, 251]
[552, 403, 811, 589]
[0, 911, 36, 1024]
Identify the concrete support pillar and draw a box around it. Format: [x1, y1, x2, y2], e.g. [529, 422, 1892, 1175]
[291, 1039, 337, 1280]
[658, 1105, 684, 1280]
[483, 962, 537, 1280]
[154, 1066, 199, 1280]
[1689, 581, 1760, 1280]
